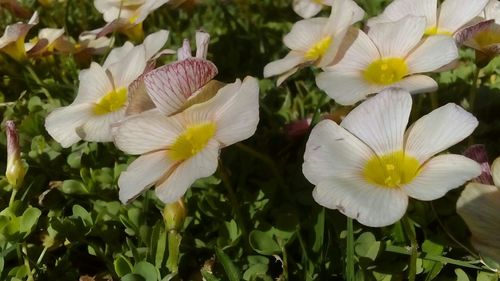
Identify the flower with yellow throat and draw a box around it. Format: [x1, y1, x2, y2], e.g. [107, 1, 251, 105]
[316, 16, 458, 105]
[44, 30, 169, 147]
[114, 77, 259, 204]
[456, 0, 500, 56]
[303, 88, 481, 227]
[0, 11, 38, 61]
[367, 0, 488, 37]
[263, 0, 364, 85]
[457, 154, 500, 267]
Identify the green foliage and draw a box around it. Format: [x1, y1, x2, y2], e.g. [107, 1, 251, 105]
[0, 0, 499, 280]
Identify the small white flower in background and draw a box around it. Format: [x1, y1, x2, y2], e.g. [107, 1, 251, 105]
[24, 28, 65, 57]
[455, 0, 500, 55]
[114, 76, 260, 204]
[44, 30, 169, 148]
[0, 11, 38, 61]
[263, 0, 364, 85]
[457, 156, 500, 265]
[126, 31, 217, 116]
[316, 16, 458, 105]
[75, 33, 112, 55]
[93, 0, 169, 41]
[303, 88, 480, 227]
[293, 0, 333, 19]
[367, 0, 489, 36]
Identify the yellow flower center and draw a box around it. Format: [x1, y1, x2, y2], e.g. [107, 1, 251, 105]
[363, 151, 421, 188]
[363, 57, 409, 85]
[1, 38, 27, 61]
[304, 36, 333, 61]
[167, 122, 217, 161]
[93, 87, 128, 115]
[122, 21, 144, 42]
[424, 26, 452, 36]
[474, 29, 500, 47]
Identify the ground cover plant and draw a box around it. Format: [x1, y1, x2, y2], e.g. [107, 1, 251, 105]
[1, 0, 500, 280]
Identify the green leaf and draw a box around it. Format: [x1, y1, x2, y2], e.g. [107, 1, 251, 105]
[72, 204, 92, 227]
[121, 274, 146, 281]
[249, 230, 281, 255]
[477, 271, 500, 281]
[114, 254, 133, 277]
[455, 269, 470, 281]
[20, 207, 41, 238]
[133, 261, 158, 281]
[60, 180, 88, 195]
[215, 248, 241, 281]
[355, 232, 381, 261]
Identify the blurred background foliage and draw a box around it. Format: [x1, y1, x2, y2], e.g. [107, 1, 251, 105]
[0, 0, 500, 280]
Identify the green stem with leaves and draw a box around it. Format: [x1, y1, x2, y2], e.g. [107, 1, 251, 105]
[402, 216, 418, 281]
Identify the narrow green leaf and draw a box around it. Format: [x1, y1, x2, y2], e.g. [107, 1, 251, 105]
[215, 247, 241, 281]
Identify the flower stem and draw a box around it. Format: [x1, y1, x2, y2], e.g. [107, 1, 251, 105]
[468, 66, 481, 113]
[9, 188, 18, 207]
[346, 218, 355, 281]
[166, 230, 181, 274]
[402, 216, 418, 281]
[218, 161, 247, 237]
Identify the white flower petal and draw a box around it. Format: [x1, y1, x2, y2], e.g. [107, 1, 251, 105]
[78, 109, 125, 143]
[185, 77, 260, 147]
[108, 45, 147, 87]
[293, 0, 323, 18]
[368, 16, 426, 58]
[367, 0, 437, 28]
[195, 31, 210, 59]
[118, 151, 174, 204]
[457, 182, 500, 263]
[404, 103, 478, 162]
[341, 89, 412, 155]
[323, 0, 364, 35]
[303, 120, 374, 185]
[393, 75, 438, 94]
[114, 110, 183, 155]
[277, 67, 299, 86]
[313, 178, 409, 227]
[485, 0, 500, 22]
[406, 35, 458, 73]
[74, 62, 113, 104]
[263, 52, 305, 78]
[284, 18, 327, 51]
[438, 0, 489, 33]
[143, 29, 169, 60]
[143, 58, 218, 115]
[155, 140, 220, 203]
[315, 71, 376, 105]
[325, 28, 379, 72]
[491, 157, 500, 186]
[103, 41, 134, 69]
[44, 103, 93, 148]
[403, 154, 481, 200]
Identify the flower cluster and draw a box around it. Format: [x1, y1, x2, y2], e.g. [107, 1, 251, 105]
[45, 29, 260, 204]
[265, 0, 499, 234]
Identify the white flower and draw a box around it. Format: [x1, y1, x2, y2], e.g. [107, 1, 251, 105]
[0, 11, 38, 61]
[44, 30, 169, 147]
[367, 0, 489, 36]
[316, 16, 458, 105]
[25, 28, 65, 56]
[263, 0, 364, 85]
[293, 0, 334, 19]
[455, 0, 500, 55]
[93, 0, 169, 40]
[457, 157, 500, 265]
[303, 88, 480, 227]
[114, 76, 260, 204]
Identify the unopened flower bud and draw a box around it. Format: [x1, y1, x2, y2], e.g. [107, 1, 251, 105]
[6, 121, 27, 190]
[162, 199, 187, 231]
